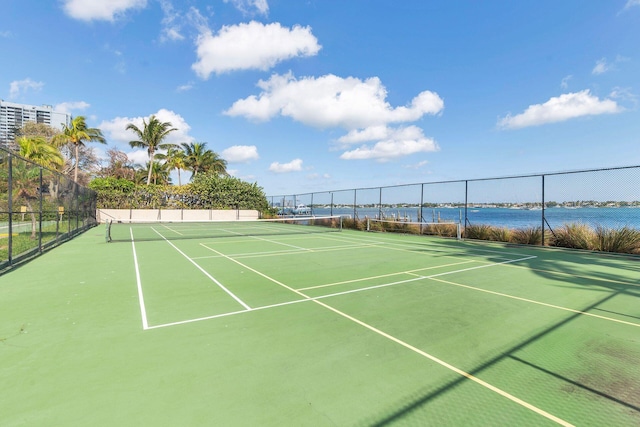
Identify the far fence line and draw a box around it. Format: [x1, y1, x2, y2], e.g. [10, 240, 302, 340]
[268, 165, 640, 245]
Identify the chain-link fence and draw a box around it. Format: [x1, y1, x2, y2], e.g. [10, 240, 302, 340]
[268, 165, 640, 250]
[0, 146, 98, 270]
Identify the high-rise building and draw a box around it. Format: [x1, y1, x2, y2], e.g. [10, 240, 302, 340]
[0, 100, 71, 149]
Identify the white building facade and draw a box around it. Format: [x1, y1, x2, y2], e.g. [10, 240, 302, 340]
[0, 100, 71, 148]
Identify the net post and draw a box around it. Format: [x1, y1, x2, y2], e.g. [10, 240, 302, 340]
[105, 219, 112, 243]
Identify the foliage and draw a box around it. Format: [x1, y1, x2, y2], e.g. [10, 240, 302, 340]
[511, 227, 543, 245]
[552, 223, 593, 250]
[593, 226, 640, 254]
[89, 172, 269, 212]
[464, 224, 493, 240]
[189, 173, 268, 210]
[126, 115, 176, 185]
[52, 116, 105, 182]
[17, 136, 64, 170]
[181, 142, 228, 179]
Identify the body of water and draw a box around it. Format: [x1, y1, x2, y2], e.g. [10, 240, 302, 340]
[302, 206, 640, 230]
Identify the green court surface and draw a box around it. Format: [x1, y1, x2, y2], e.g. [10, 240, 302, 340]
[1, 224, 639, 426]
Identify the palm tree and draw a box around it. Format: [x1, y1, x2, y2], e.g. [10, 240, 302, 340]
[10, 157, 41, 239]
[156, 145, 186, 186]
[139, 161, 171, 185]
[181, 142, 228, 179]
[16, 136, 64, 171]
[52, 116, 105, 182]
[126, 115, 177, 185]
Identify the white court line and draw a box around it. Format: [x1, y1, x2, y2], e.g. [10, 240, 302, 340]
[428, 276, 640, 328]
[150, 227, 252, 311]
[194, 242, 380, 261]
[155, 246, 571, 426]
[130, 228, 150, 330]
[312, 300, 573, 426]
[298, 260, 477, 291]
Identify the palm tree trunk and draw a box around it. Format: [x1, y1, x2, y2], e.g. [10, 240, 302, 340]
[177, 168, 182, 186]
[74, 144, 79, 182]
[147, 151, 154, 185]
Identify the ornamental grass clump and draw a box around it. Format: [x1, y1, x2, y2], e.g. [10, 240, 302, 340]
[552, 223, 594, 250]
[593, 226, 640, 254]
[512, 226, 543, 245]
[464, 224, 493, 241]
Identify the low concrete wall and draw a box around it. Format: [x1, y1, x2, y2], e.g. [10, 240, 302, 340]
[97, 209, 260, 222]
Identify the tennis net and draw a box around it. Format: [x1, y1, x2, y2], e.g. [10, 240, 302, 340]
[366, 218, 461, 240]
[106, 215, 343, 242]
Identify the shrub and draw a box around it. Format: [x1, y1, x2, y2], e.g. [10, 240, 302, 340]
[552, 223, 594, 250]
[464, 224, 493, 240]
[593, 226, 640, 254]
[490, 227, 513, 243]
[512, 227, 543, 245]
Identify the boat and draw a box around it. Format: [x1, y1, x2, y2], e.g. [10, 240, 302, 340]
[292, 204, 311, 215]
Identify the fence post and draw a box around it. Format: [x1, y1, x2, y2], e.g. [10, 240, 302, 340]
[541, 175, 545, 246]
[378, 187, 382, 219]
[353, 189, 357, 220]
[330, 193, 334, 216]
[38, 168, 43, 253]
[464, 180, 468, 234]
[420, 183, 424, 222]
[7, 153, 13, 265]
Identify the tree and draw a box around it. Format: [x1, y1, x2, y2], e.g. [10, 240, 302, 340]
[156, 145, 186, 186]
[126, 115, 177, 185]
[52, 116, 106, 182]
[16, 136, 64, 171]
[10, 156, 42, 239]
[181, 142, 228, 179]
[98, 147, 136, 180]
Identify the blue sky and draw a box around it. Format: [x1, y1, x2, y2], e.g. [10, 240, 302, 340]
[1, 0, 639, 196]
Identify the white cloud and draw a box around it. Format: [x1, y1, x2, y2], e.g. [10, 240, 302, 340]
[8, 78, 44, 99]
[593, 55, 630, 75]
[176, 83, 194, 92]
[224, 0, 269, 15]
[54, 101, 90, 114]
[269, 158, 303, 173]
[339, 126, 439, 161]
[560, 75, 572, 90]
[592, 58, 611, 75]
[192, 21, 321, 78]
[0, 30, 12, 38]
[221, 145, 259, 163]
[99, 109, 195, 161]
[497, 90, 622, 130]
[403, 160, 428, 170]
[624, 0, 640, 9]
[225, 72, 444, 129]
[62, 0, 147, 22]
[159, 0, 184, 42]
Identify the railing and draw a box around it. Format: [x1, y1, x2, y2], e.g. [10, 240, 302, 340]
[0, 146, 98, 271]
[268, 165, 640, 247]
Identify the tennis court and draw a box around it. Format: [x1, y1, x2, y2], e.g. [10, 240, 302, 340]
[2, 219, 639, 426]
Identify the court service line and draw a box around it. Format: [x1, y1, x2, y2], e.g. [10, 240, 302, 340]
[192, 244, 572, 426]
[426, 276, 640, 328]
[151, 227, 252, 311]
[130, 229, 149, 330]
[298, 260, 477, 291]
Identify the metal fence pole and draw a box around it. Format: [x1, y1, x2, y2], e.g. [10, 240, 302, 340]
[378, 187, 382, 219]
[353, 189, 357, 219]
[7, 153, 13, 265]
[541, 175, 545, 246]
[420, 183, 424, 223]
[38, 168, 43, 253]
